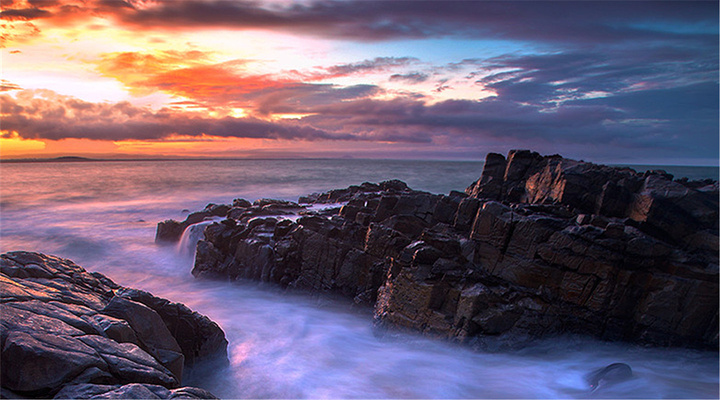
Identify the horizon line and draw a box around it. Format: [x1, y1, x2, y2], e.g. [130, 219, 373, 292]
[1, 155, 718, 169]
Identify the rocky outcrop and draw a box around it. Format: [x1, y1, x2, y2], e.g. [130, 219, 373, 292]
[0, 251, 227, 399]
[191, 181, 424, 304]
[165, 151, 718, 350]
[466, 150, 719, 252]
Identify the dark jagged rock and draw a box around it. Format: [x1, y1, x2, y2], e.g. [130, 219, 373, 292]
[465, 150, 718, 251]
[174, 156, 718, 350]
[0, 252, 227, 399]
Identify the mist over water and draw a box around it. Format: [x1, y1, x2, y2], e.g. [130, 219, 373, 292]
[1, 159, 717, 399]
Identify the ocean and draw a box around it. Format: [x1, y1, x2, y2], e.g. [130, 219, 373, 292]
[1, 159, 717, 399]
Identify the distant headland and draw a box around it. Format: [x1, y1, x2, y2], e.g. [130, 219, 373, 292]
[0, 156, 97, 163]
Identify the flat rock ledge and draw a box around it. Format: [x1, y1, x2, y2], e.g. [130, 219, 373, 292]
[0, 251, 227, 399]
[160, 150, 718, 350]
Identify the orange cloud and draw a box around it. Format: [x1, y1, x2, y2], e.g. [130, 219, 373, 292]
[95, 50, 299, 109]
[146, 61, 294, 102]
[95, 50, 414, 120]
[0, 20, 41, 47]
[0, 1, 117, 47]
[95, 50, 214, 95]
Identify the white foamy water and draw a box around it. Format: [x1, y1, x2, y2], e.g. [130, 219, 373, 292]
[1, 159, 717, 399]
[177, 219, 221, 258]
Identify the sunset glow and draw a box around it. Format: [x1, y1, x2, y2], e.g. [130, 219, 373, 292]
[1, 0, 718, 164]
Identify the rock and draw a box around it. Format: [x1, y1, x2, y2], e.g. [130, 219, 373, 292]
[87, 313, 139, 344]
[102, 297, 185, 380]
[232, 198, 252, 208]
[0, 252, 226, 399]
[586, 363, 633, 392]
[76, 335, 178, 388]
[113, 288, 228, 366]
[465, 152, 506, 199]
[628, 174, 718, 248]
[205, 203, 231, 217]
[453, 197, 481, 232]
[253, 198, 300, 208]
[380, 179, 409, 192]
[2, 331, 109, 393]
[177, 152, 717, 350]
[54, 383, 218, 399]
[155, 220, 187, 243]
[155, 211, 212, 244]
[465, 150, 718, 249]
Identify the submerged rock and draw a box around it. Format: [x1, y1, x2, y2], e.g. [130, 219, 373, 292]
[0, 251, 227, 399]
[586, 362, 633, 392]
[170, 152, 718, 350]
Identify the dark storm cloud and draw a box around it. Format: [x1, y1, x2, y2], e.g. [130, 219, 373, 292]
[291, 77, 718, 161]
[574, 82, 720, 152]
[113, 1, 719, 45]
[4, 1, 716, 46]
[579, 82, 718, 121]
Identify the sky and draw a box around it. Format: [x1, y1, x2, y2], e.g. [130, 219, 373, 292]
[1, 0, 718, 164]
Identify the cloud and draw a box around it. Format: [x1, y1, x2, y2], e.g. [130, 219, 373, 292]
[319, 57, 417, 78]
[1, 80, 22, 91]
[0, 89, 362, 142]
[247, 84, 381, 116]
[4, 1, 716, 46]
[96, 50, 298, 103]
[289, 75, 718, 160]
[27, 0, 61, 6]
[95, 51, 384, 115]
[2, 1, 716, 162]
[89, 44, 714, 158]
[389, 72, 429, 84]
[115, 1, 718, 46]
[3, 74, 717, 162]
[0, 7, 51, 21]
[470, 43, 718, 111]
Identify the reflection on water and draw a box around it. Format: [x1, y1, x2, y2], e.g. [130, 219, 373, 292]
[1, 160, 718, 399]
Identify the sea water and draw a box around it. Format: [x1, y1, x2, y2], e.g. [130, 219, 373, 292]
[1, 159, 717, 399]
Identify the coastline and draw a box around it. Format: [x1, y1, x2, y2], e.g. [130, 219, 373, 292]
[162, 150, 719, 350]
[1, 151, 718, 398]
